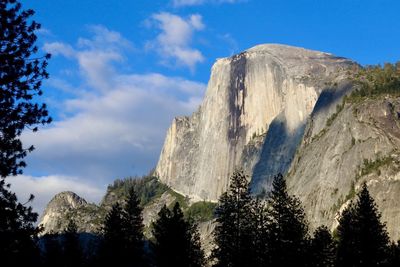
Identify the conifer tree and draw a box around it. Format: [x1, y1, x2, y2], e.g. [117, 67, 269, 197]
[42, 233, 63, 267]
[266, 173, 309, 267]
[388, 241, 400, 267]
[212, 169, 254, 267]
[152, 202, 205, 267]
[1, 1, 51, 265]
[123, 187, 145, 266]
[100, 203, 128, 267]
[355, 183, 390, 265]
[63, 219, 83, 267]
[250, 197, 269, 267]
[0, 0, 51, 177]
[336, 183, 390, 266]
[0, 179, 41, 267]
[310, 226, 335, 267]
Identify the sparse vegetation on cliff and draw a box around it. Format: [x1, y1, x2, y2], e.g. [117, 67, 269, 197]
[348, 62, 400, 102]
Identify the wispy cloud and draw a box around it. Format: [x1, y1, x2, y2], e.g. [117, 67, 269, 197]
[146, 12, 205, 71]
[15, 25, 206, 215]
[172, 0, 243, 7]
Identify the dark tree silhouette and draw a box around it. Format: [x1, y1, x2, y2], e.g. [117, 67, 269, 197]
[0, 1, 51, 266]
[63, 220, 83, 267]
[266, 173, 309, 267]
[212, 169, 254, 267]
[0, 178, 41, 267]
[42, 234, 63, 267]
[0, 0, 51, 177]
[123, 187, 145, 266]
[388, 241, 400, 267]
[336, 183, 390, 266]
[335, 203, 358, 267]
[100, 203, 128, 267]
[310, 226, 335, 267]
[152, 202, 205, 267]
[250, 197, 269, 267]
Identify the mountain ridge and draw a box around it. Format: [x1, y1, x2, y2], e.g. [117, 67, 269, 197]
[39, 44, 400, 241]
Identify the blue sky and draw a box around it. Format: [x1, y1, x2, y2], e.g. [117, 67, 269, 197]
[13, 0, 400, 214]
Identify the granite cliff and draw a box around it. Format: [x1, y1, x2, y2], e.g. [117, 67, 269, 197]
[40, 44, 400, 242]
[287, 96, 400, 239]
[155, 44, 355, 200]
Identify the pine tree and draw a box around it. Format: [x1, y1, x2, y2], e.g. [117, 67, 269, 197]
[0, 0, 51, 177]
[152, 202, 205, 267]
[388, 241, 400, 267]
[356, 183, 390, 265]
[266, 173, 309, 267]
[310, 226, 335, 267]
[123, 187, 145, 266]
[212, 169, 254, 267]
[42, 233, 63, 267]
[63, 219, 83, 267]
[0, 1, 51, 265]
[0, 179, 41, 267]
[100, 203, 128, 267]
[251, 197, 269, 267]
[336, 183, 390, 266]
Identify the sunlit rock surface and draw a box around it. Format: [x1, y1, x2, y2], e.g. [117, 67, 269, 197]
[156, 44, 355, 201]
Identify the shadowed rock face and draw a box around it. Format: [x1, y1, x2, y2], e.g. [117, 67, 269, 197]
[40, 44, 400, 242]
[287, 97, 400, 240]
[155, 44, 355, 201]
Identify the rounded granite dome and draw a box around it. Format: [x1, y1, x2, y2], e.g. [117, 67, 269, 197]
[245, 43, 332, 57]
[39, 191, 88, 234]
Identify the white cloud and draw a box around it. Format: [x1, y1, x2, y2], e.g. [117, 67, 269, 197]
[44, 42, 75, 58]
[147, 12, 205, 71]
[9, 174, 104, 216]
[18, 26, 206, 215]
[44, 25, 131, 92]
[172, 0, 242, 7]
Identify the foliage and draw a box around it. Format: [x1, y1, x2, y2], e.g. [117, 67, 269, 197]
[99, 187, 146, 267]
[326, 101, 345, 127]
[309, 226, 336, 267]
[0, 0, 52, 177]
[266, 173, 309, 267]
[357, 155, 394, 178]
[388, 241, 400, 267]
[0, 2, 50, 265]
[0, 178, 41, 267]
[348, 62, 400, 102]
[42, 234, 63, 267]
[62, 220, 83, 267]
[212, 169, 255, 267]
[336, 183, 390, 266]
[185, 201, 217, 222]
[312, 62, 400, 140]
[152, 202, 205, 267]
[167, 188, 189, 210]
[99, 203, 128, 266]
[106, 175, 169, 206]
[123, 187, 145, 265]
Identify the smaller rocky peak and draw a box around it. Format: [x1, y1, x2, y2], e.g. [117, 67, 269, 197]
[39, 191, 89, 234]
[46, 191, 87, 209]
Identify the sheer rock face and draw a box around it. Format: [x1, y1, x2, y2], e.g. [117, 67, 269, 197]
[155, 44, 355, 201]
[287, 97, 400, 240]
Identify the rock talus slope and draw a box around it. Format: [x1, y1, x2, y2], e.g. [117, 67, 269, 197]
[155, 44, 355, 201]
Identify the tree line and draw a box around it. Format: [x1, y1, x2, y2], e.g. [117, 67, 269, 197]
[3, 169, 400, 267]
